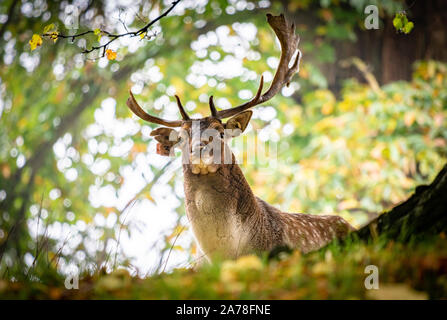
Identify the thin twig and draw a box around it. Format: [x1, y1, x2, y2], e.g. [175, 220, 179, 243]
[26, 192, 45, 277]
[112, 199, 137, 268]
[161, 224, 186, 273]
[340, 57, 382, 95]
[41, 0, 182, 58]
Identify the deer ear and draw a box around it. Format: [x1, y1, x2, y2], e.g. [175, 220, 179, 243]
[150, 127, 177, 137]
[150, 127, 179, 157]
[225, 111, 252, 135]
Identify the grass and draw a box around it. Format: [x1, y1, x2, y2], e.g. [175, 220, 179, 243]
[1, 233, 446, 299]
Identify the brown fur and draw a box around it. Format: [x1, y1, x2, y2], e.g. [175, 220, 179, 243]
[183, 156, 354, 262]
[175, 118, 354, 262]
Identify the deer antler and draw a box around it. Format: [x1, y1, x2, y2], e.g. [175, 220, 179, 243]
[174, 95, 190, 120]
[209, 96, 218, 117]
[216, 13, 301, 119]
[126, 91, 187, 127]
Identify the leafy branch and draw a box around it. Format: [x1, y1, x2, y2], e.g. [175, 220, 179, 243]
[29, 0, 182, 60]
[393, 11, 414, 34]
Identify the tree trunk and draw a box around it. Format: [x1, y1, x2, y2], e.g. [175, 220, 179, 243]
[351, 163, 447, 242]
[285, 0, 447, 91]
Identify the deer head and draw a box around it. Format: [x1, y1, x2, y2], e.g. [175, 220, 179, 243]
[126, 14, 301, 175]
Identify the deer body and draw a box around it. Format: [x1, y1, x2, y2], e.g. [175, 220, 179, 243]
[183, 159, 352, 262]
[183, 163, 258, 259]
[126, 14, 354, 263]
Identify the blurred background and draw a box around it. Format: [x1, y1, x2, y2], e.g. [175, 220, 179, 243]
[0, 0, 446, 281]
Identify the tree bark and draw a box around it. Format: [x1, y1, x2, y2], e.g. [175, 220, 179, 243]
[284, 0, 447, 90]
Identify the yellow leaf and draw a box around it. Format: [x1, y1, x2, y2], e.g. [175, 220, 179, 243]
[321, 101, 334, 115]
[171, 77, 185, 95]
[97, 275, 123, 291]
[50, 31, 59, 43]
[190, 243, 197, 256]
[104, 207, 115, 216]
[338, 199, 359, 210]
[404, 111, 416, 127]
[299, 64, 309, 79]
[235, 255, 263, 270]
[29, 34, 43, 51]
[139, 32, 146, 39]
[312, 261, 332, 276]
[131, 143, 147, 153]
[144, 192, 154, 202]
[165, 225, 186, 242]
[1, 164, 11, 178]
[106, 49, 117, 60]
[43, 23, 55, 33]
[94, 28, 102, 42]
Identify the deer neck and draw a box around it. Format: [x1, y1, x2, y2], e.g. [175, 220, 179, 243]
[182, 160, 260, 259]
[182, 162, 259, 218]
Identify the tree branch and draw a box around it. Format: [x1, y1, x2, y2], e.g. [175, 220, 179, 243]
[41, 0, 182, 58]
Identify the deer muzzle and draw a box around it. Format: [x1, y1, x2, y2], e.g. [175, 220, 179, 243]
[190, 143, 219, 175]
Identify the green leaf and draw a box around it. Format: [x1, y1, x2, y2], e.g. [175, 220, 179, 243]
[402, 14, 408, 25]
[43, 23, 55, 33]
[392, 15, 402, 30]
[403, 21, 414, 34]
[393, 12, 414, 34]
[94, 28, 102, 41]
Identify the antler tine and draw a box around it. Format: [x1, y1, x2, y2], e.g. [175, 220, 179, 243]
[209, 95, 218, 117]
[126, 91, 183, 127]
[216, 13, 301, 119]
[216, 76, 264, 119]
[174, 95, 190, 120]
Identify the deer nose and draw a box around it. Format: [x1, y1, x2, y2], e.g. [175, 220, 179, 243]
[191, 140, 207, 151]
[191, 140, 212, 164]
[190, 142, 202, 161]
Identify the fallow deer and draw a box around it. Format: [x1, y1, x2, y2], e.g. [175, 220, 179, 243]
[126, 14, 354, 263]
